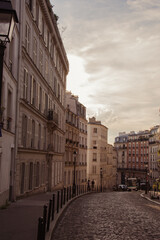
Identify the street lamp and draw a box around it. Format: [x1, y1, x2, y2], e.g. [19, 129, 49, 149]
[100, 167, 103, 192]
[144, 161, 148, 194]
[73, 150, 77, 196]
[0, 0, 18, 108]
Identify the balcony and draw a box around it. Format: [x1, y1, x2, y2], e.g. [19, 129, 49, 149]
[47, 110, 58, 131]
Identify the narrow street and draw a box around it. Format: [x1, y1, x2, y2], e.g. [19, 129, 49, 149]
[52, 191, 160, 240]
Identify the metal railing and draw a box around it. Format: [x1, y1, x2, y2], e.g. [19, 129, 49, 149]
[37, 185, 88, 240]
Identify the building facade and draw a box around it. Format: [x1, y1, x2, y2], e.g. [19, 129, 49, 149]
[15, 0, 69, 198]
[64, 91, 87, 191]
[105, 144, 117, 189]
[0, 0, 19, 205]
[115, 127, 160, 187]
[87, 117, 108, 190]
[149, 126, 160, 186]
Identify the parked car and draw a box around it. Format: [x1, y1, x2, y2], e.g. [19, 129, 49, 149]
[118, 184, 128, 191]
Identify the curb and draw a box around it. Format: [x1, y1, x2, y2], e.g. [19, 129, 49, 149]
[140, 193, 160, 206]
[45, 192, 91, 240]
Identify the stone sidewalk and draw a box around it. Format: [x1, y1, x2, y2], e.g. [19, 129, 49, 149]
[0, 189, 89, 240]
[0, 192, 56, 240]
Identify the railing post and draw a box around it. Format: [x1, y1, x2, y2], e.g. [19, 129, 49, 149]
[47, 199, 52, 232]
[43, 205, 47, 240]
[70, 186, 72, 199]
[61, 189, 63, 208]
[64, 187, 66, 205]
[57, 191, 60, 213]
[52, 194, 55, 221]
[67, 187, 69, 202]
[37, 217, 44, 240]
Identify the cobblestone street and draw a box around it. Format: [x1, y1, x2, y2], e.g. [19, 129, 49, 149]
[52, 191, 160, 240]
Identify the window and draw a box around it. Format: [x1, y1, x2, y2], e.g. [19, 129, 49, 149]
[36, 1, 39, 25]
[20, 163, 25, 194]
[45, 93, 48, 115]
[25, 23, 30, 53]
[92, 166, 96, 174]
[43, 126, 46, 150]
[42, 18, 44, 38]
[26, 0, 33, 12]
[23, 68, 28, 100]
[39, 86, 42, 111]
[33, 37, 37, 65]
[38, 124, 41, 149]
[58, 83, 60, 100]
[54, 77, 57, 95]
[31, 77, 36, 106]
[93, 153, 97, 161]
[22, 115, 27, 147]
[36, 162, 40, 187]
[29, 162, 33, 190]
[7, 89, 12, 131]
[45, 59, 48, 81]
[39, 49, 43, 74]
[31, 120, 35, 148]
[93, 128, 97, 133]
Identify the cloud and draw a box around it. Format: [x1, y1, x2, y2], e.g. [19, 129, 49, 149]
[53, 0, 160, 144]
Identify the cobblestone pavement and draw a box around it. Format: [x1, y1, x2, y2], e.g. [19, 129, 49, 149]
[52, 191, 160, 240]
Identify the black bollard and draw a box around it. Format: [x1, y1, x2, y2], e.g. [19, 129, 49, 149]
[43, 205, 47, 240]
[69, 186, 71, 199]
[67, 187, 69, 202]
[57, 191, 59, 213]
[47, 199, 52, 231]
[64, 188, 66, 205]
[37, 217, 44, 240]
[61, 189, 63, 208]
[52, 194, 55, 221]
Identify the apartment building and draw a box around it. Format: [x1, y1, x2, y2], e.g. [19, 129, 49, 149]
[104, 144, 117, 190]
[15, 0, 69, 198]
[149, 125, 160, 186]
[0, 0, 19, 205]
[64, 91, 87, 190]
[77, 100, 87, 188]
[115, 127, 160, 186]
[87, 117, 108, 190]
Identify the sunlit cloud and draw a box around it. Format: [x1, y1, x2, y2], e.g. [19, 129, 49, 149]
[53, 0, 160, 143]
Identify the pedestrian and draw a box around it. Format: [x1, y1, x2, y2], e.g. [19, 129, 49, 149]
[87, 180, 90, 191]
[91, 180, 95, 191]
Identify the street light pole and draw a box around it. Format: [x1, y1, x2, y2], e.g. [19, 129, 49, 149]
[144, 162, 148, 195]
[73, 151, 77, 196]
[100, 168, 103, 192]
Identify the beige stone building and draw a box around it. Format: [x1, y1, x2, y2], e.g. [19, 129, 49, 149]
[104, 144, 117, 190]
[87, 117, 108, 190]
[78, 100, 87, 188]
[15, 0, 69, 198]
[64, 91, 87, 191]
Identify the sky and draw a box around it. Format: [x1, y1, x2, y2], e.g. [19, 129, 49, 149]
[52, 0, 160, 144]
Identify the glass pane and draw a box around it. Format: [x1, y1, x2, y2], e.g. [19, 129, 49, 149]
[8, 16, 15, 42]
[0, 13, 11, 40]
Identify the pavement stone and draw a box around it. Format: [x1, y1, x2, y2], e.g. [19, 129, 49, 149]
[0, 190, 160, 240]
[52, 191, 160, 240]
